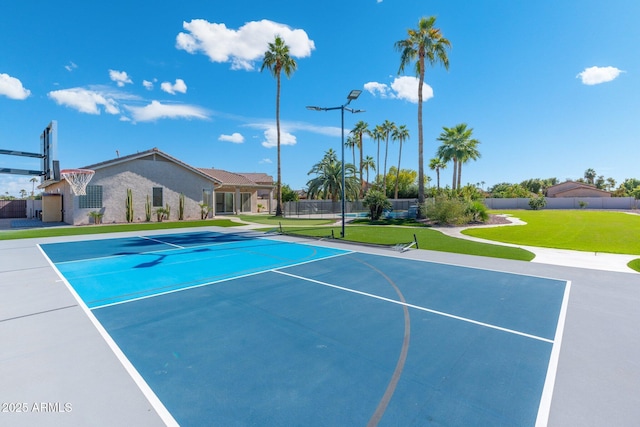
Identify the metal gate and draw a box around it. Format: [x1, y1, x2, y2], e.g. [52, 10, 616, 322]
[0, 200, 27, 218]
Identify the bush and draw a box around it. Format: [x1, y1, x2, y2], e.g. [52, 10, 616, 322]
[423, 197, 471, 226]
[529, 196, 547, 210]
[466, 200, 489, 222]
[363, 189, 392, 220]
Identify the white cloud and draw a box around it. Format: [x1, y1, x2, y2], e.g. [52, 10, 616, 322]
[260, 126, 297, 148]
[577, 66, 624, 85]
[364, 76, 433, 104]
[125, 100, 209, 122]
[176, 19, 315, 70]
[48, 87, 120, 114]
[392, 76, 433, 103]
[142, 80, 154, 90]
[364, 81, 392, 98]
[160, 78, 187, 95]
[65, 61, 78, 72]
[0, 73, 31, 100]
[218, 132, 244, 143]
[259, 158, 272, 164]
[109, 69, 133, 87]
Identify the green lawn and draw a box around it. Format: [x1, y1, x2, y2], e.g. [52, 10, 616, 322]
[281, 225, 535, 261]
[463, 210, 640, 255]
[0, 219, 240, 241]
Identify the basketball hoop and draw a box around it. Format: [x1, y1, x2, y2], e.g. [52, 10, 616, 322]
[60, 169, 95, 196]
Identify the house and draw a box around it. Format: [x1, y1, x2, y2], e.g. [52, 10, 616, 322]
[546, 181, 611, 198]
[39, 148, 274, 225]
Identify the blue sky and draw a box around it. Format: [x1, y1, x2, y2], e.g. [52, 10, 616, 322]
[1, 0, 638, 196]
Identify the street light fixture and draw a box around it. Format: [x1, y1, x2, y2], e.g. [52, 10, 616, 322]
[306, 90, 364, 238]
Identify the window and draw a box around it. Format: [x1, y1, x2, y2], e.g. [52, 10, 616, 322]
[215, 192, 252, 213]
[78, 185, 103, 209]
[152, 187, 163, 207]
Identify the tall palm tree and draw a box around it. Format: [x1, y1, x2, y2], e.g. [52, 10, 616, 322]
[371, 125, 385, 186]
[436, 123, 480, 190]
[362, 155, 376, 193]
[584, 168, 597, 185]
[395, 16, 451, 215]
[380, 120, 397, 191]
[428, 157, 447, 190]
[261, 35, 297, 216]
[351, 121, 370, 196]
[345, 135, 357, 170]
[392, 124, 410, 199]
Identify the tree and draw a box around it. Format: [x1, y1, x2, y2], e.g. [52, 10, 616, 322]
[362, 155, 376, 191]
[306, 150, 359, 202]
[350, 121, 370, 196]
[395, 16, 451, 215]
[261, 35, 297, 217]
[281, 184, 299, 202]
[584, 168, 596, 185]
[345, 135, 357, 170]
[19, 189, 27, 199]
[428, 157, 447, 190]
[392, 124, 410, 199]
[371, 124, 384, 185]
[436, 123, 480, 190]
[363, 189, 392, 220]
[380, 120, 397, 191]
[30, 176, 38, 198]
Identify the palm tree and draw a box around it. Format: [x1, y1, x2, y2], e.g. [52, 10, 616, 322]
[584, 168, 597, 185]
[29, 176, 38, 198]
[392, 124, 410, 199]
[371, 125, 385, 185]
[261, 35, 297, 216]
[381, 120, 397, 191]
[436, 123, 480, 190]
[306, 150, 359, 202]
[428, 157, 447, 190]
[345, 135, 357, 170]
[395, 16, 451, 214]
[350, 121, 370, 196]
[362, 155, 376, 192]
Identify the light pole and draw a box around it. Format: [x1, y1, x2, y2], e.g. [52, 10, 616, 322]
[307, 89, 364, 238]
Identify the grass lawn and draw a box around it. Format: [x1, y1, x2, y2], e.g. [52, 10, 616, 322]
[280, 225, 535, 261]
[0, 219, 240, 241]
[464, 210, 640, 255]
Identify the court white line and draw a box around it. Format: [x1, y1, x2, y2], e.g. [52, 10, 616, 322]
[139, 235, 184, 249]
[535, 280, 572, 427]
[37, 245, 180, 427]
[273, 270, 555, 344]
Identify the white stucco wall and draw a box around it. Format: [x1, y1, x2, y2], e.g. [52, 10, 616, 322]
[71, 155, 216, 225]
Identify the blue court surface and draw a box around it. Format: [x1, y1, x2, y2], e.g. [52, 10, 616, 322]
[41, 231, 570, 426]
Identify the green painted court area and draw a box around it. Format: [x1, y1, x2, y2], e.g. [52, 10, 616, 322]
[41, 231, 570, 426]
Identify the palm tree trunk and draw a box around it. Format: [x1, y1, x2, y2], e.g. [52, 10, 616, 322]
[359, 135, 364, 197]
[275, 72, 283, 216]
[417, 57, 425, 217]
[457, 160, 462, 190]
[383, 138, 389, 193]
[394, 140, 402, 199]
[452, 158, 457, 189]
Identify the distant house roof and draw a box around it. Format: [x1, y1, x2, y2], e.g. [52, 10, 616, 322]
[546, 180, 611, 198]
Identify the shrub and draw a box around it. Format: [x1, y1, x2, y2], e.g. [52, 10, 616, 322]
[466, 200, 489, 222]
[363, 189, 392, 220]
[578, 200, 588, 209]
[424, 197, 471, 226]
[88, 211, 103, 224]
[145, 195, 151, 222]
[529, 196, 547, 210]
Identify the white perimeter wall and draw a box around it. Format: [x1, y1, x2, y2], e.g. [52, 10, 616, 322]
[484, 197, 638, 210]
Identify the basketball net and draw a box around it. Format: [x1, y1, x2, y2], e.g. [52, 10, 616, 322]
[60, 169, 95, 196]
